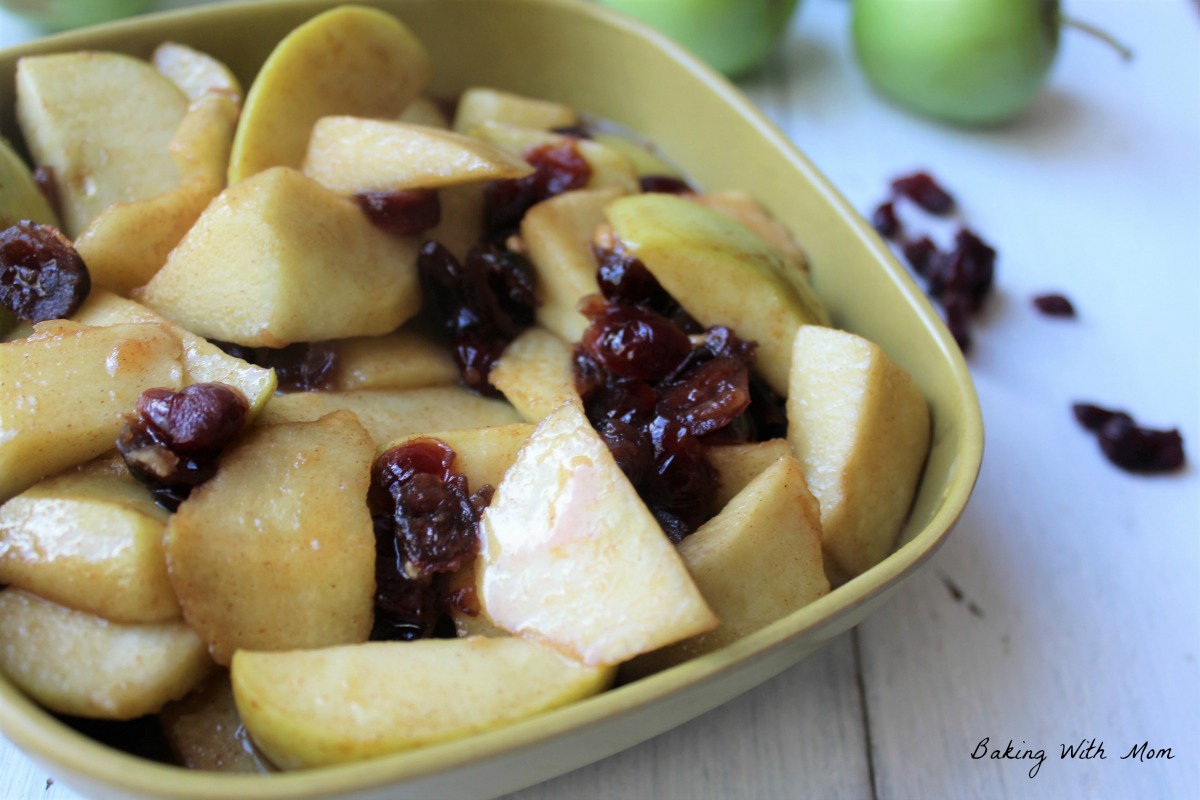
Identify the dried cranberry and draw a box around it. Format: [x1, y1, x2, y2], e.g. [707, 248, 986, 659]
[0, 221, 90, 322]
[640, 175, 693, 195]
[580, 304, 693, 382]
[369, 439, 493, 641]
[586, 378, 659, 427]
[595, 246, 669, 306]
[891, 171, 956, 215]
[641, 436, 718, 542]
[417, 241, 538, 394]
[902, 236, 939, 278]
[655, 356, 751, 441]
[938, 228, 995, 312]
[1073, 403, 1186, 473]
[116, 383, 249, 510]
[256, 342, 338, 392]
[1033, 293, 1076, 317]
[484, 140, 592, 241]
[355, 189, 441, 236]
[872, 200, 902, 240]
[596, 418, 654, 485]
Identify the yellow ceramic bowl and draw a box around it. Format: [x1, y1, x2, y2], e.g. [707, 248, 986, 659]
[0, 1, 984, 798]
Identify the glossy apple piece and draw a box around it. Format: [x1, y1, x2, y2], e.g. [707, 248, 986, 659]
[489, 327, 582, 423]
[0, 321, 183, 503]
[0, 454, 177, 624]
[227, 5, 430, 184]
[477, 402, 718, 666]
[0, 589, 213, 720]
[164, 412, 376, 666]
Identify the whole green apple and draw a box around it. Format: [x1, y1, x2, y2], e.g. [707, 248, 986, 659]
[852, 0, 1059, 126]
[595, 0, 801, 78]
[0, 0, 155, 31]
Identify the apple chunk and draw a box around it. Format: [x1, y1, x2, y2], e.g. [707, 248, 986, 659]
[453, 87, 579, 133]
[0, 589, 213, 720]
[0, 134, 59, 230]
[303, 117, 533, 193]
[0, 321, 183, 502]
[488, 327, 582, 423]
[329, 327, 459, 392]
[232, 637, 613, 770]
[134, 167, 422, 347]
[160, 671, 274, 773]
[228, 5, 430, 184]
[478, 402, 717, 666]
[606, 193, 830, 395]
[15, 51, 187, 237]
[152, 41, 244, 104]
[165, 412, 376, 665]
[787, 326, 931, 578]
[0, 453, 178, 624]
[623, 455, 829, 679]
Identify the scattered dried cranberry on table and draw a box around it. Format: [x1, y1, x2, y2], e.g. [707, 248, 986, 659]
[115, 382, 250, 510]
[0, 220, 91, 323]
[1072, 403, 1186, 473]
[1032, 293, 1076, 317]
[870, 171, 994, 352]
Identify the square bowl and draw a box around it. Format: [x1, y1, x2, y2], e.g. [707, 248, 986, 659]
[0, 1, 984, 798]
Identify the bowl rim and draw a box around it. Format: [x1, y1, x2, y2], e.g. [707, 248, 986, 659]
[0, 0, 985, 796]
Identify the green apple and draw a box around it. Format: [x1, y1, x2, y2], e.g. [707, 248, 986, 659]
[595, 0, 801, 78]
[477, 402, 717, 666]
[232, 637, 614, 769]
[0, 588, 213, 720]
[853, 0, 1059, 125]
[164, 412, 376, 666]
[0, 0, 153, 32]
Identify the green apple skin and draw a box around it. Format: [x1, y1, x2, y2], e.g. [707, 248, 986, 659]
[0, 0, 154, 32]
[597, 0, 801, 78]
[853, 0, 1059, 126]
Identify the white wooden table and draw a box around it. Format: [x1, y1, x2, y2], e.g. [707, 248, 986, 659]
[2, 1, 1197, 798]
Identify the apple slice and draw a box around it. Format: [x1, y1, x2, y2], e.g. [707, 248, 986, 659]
[689, 190, 810, 278]
[330, 327, 459, 392]
[0, 589, 214, 720]
[160, 671, 274, 773]
[453, 87, 579, 133]
[256, 387, 521, 448]
[427, 183, 486, 263]
[15, 51, 188, 237]
[152, 41, 243, 104]
[228, 5, 430, 184]
[165, 412, 376, 666]
[787, 325, 931, 578]
[478, 402, 717, 666]
[606, 193, 830, 395]
[72, 289, 276, 419]
[521, 187, 626, 343]
[623, 455, 829, 679]
[383, 423, 535, 492]
[398, 96, 450, 128]
[591, 131, 681, 178]
[0, 321, 183, 502]
[303, 117, 533, 194]
[73, 93, 239, 294]
[134, 167, 422, 347]
[488, 327, 582, 423]
[707, 438, 794, 510]
[471, 122, 640, 195]
[0, 453, 177, 624]
[232, 637, 613, 769]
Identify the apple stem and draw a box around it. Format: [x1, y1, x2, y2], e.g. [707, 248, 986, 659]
[1060, 15, 1135, 62]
